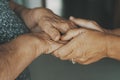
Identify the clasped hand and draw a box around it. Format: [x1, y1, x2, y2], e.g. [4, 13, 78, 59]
[53, 17, 108, 65]
[21, 8, 109, 65]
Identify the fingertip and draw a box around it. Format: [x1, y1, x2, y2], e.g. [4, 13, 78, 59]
[61, 34, 72, 41]
[53, 34, 61, 41]
[51, 31, 61, 41]
[42, 25, 61, 41]
[61, 30, 72, 41]
[69, 16, 75, 20]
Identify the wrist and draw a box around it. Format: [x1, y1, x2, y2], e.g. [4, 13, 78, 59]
[103, 28, 120, 36]
[13, 34, 48, 58]
[13, 36, 37, 58]
[10, 1, 31, 19]
[14, 5, 31, 18]
[0, 37, 37, 79]
[106, 34, 120, 60]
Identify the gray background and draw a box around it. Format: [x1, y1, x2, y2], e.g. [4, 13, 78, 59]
[29, 55, 120, 80]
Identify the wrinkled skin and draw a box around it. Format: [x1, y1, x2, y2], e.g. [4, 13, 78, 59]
[0, 32, 63, 80]
[53, 17, 108, 65]
[22, 8, 75, 41]
[14, 32, 63, 58]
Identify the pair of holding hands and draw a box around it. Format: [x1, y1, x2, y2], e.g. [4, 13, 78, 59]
[16, 8, 109, 65]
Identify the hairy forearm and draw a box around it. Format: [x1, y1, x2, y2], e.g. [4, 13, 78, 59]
[0, 41, 35, 80]
[107, 34, 120, 60]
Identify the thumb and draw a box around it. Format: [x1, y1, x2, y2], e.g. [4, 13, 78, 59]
[61, 29, 84, 41]
[69, 16, 103, 32]
[46, 40, 63, 54]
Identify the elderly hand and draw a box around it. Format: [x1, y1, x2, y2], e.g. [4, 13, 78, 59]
[22, 8, 75, 41]
[13, 32, 63, 58]
[53, 17, 109, 65]
[53, 28, 108, 65]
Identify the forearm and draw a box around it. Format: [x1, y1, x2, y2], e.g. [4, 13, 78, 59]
[104, 28, 120, 35]
[111, 28, 120, 35]
[0, 41, 35, 80]
[107, 34, 120, 60]
[10, 0, 31, 20]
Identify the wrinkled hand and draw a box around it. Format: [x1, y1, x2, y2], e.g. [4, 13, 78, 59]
[53, 17, 107, 65]
[13, 32, 63, 58]
[53, 28, 108, 65]
[23, 8, 75, 41]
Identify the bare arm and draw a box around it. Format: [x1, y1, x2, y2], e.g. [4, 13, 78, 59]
[107, 34, 120, 60]
[0, 40, 35, 80]
[107, 28, 120, 35]
[69, 17, 120, 62]
[0, 33, 62, 80]
[53, 28, 120, 65]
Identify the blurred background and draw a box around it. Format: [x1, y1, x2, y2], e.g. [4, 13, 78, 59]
[14, 0, 120, 80]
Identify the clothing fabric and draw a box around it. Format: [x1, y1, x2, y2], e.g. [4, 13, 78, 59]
[0, 0, 31, 80]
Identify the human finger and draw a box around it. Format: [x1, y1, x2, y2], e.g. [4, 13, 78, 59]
[38, 21, 60, 41]
[52, 16, 77, 33]
[83, 54, 106, 65]
[61, 50, 82, 60]
[32, 32, 63, 54]
[61, 28, 85, 41]
[46, 40, 63, 54]
[53, 42, 73, 58]
[69, 16, 103, 32]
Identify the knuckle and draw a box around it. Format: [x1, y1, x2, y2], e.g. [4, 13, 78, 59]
[61, 23, 69, 28]
[68, 28, 79, 33]
[40, 21, 50, 29]
[50, 29, 60, 39]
